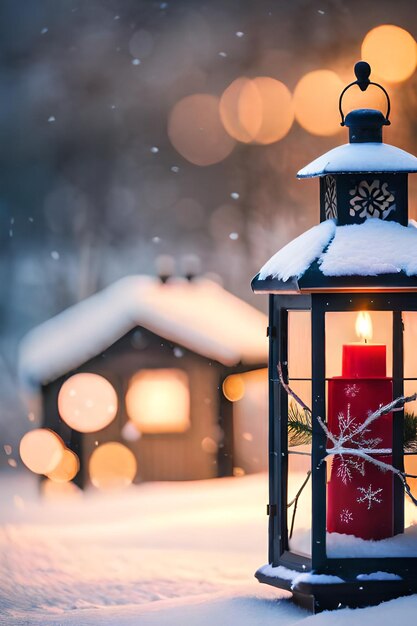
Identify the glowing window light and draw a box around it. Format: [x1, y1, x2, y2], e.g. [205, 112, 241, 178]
[89, 442, 137, 490]
[58, 373, 118, 433]
[362, 25, 417, 83]
[220, 77, 294, 145]
[46, 448, 80, 483]
[222, 374, 245, 402]
[125, 369, 190, 434]
[293, 70, 344, 136]
[168, 94, 236, 166]
[19, 428, 64, 474]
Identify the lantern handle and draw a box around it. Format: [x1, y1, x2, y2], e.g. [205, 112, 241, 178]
[339, 61, 391, 126]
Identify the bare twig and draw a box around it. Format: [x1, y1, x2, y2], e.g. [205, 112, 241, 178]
[277, 363, 312, 414]
[278, 360, 417, 507]
[288, 471, 312, 539]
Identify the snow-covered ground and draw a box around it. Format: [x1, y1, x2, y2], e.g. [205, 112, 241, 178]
[1, 470, 417, 625]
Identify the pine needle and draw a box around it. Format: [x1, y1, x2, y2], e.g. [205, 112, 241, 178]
[288, 402, 312, 447]
[404, 411, 417, 453]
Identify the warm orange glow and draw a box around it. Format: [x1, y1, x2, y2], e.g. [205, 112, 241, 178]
[46, 448, 79, 483]
[58, 373, 118, 433]
[19, 429, 64, 475]
[89, 442, 137, 490]
[361, 25, 417, 83]
[42, 479, 82, 500]
[126, 369, 190, 434]
[223, 374, 245, 402]
[219, 76, 294, 144]
[219, 77, 261, 143]
[168, 94, 236, 166]
[355, 311, 373, 342]
[293, 70, 344, 136]
[247, 77, 294, 144]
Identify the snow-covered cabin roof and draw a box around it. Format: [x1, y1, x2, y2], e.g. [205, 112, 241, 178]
[20, 276, 268, 387]
[297, 143, 417, 178]
[252, 219, 417, 293]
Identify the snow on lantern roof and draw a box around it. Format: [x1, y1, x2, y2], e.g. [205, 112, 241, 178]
[253, 219, 417, 292]
[297, 142, 417, 178]
[20, 276, 268, 387]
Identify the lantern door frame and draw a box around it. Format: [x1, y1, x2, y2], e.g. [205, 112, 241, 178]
[266, 291, 417, 577]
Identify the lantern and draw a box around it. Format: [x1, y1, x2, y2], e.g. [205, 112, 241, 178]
[252, 62, 417, 612]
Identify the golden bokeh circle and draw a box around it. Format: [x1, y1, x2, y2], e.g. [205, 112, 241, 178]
[219, 77, 262, 143]
[294, 69, 344, 136]
[58, 373, 118, 433]
[222, 374, 245, 402]
[168, 94, 236, 166]
[220, 76, 294, 144]
[46, 448, 80, 483]
[89, 442, 137, 490]
[361, 25, 417, 83]
[247, 77, 294, 144]
[19, 429, 64, 475]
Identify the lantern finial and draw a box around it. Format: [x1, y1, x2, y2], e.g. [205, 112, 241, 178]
[354, 61, 371, 90]
[339, 61, 391, 127]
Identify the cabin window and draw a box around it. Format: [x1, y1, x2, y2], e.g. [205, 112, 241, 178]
[125, 369, 190, 434]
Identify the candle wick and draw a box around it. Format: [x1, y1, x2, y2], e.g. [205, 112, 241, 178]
[365, 338, 368, 344]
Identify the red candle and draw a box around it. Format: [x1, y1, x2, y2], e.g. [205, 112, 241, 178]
[342, 343, 386, 378]
[327, 313, 393, 541]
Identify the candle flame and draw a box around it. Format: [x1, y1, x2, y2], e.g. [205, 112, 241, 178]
[355, 311, 373, 342]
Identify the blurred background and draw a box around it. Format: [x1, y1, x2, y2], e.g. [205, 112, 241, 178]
[2, 0, 417, 465]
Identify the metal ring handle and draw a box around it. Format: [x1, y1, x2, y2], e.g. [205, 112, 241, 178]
[339, 61, 391, 126]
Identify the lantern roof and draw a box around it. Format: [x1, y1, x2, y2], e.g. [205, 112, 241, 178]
[20, 276, 268, 387]
[297, 136, 417, 179]
[252, 219, 417, 294]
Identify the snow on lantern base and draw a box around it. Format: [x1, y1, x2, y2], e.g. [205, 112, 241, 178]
[327, 378, 393, 540]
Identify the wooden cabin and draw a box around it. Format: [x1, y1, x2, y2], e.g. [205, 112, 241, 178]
[19, 276, 268, 488]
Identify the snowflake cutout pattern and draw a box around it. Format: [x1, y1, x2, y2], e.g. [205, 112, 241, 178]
[357, 484, 383, 510]
[344, 384, 360, 398]
[334, 405, 382, 485]
[349, 179, 395, 220]
[324, 175, 337, 219]
[340, 508, 354, 524]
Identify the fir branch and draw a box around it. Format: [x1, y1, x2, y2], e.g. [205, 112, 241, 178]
[404, 412, 417, 453]
[277, 360, 417, 506]
[288, 402, 312, 447]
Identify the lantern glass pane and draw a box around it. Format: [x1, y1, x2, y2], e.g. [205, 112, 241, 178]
[402, 379, 417, 531]
[325, 311, 392, 379]
[232, 368, 268, 473]
[287, 451, 312, 557]
[323, 310, 417, 558]
[287, 378, 312, 557]
[288, 310, 311, 379]
[403, 312, 417, 378]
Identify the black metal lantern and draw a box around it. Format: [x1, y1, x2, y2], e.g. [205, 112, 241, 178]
[252, 62, 417, 612]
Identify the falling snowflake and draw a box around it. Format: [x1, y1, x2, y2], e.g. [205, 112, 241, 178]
[344, 384, 360, 398]
[340, 509, 353, 524]
[357, 484, 383, 510]
[349, 179, 395, 220]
